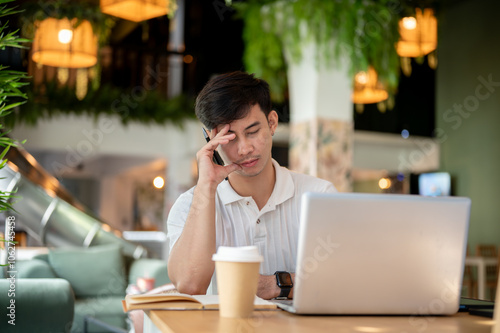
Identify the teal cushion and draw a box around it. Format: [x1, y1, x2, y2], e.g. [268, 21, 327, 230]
[17, 259, 57, 278]
[128, 258, 170, 286]
[33, 253, 49, 262]
[48, 245, 127, 298]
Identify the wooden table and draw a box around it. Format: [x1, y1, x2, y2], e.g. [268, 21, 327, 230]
[465, 256, 498, 299]
[144, 309, 494, 333]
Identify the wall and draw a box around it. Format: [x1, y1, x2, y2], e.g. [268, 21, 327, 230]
[437, 0, 500, 252]
[353, 131, 439, 174]
[11, 115, 204, 232]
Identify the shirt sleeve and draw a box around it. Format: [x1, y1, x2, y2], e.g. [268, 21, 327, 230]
[166, 187, 195, 254]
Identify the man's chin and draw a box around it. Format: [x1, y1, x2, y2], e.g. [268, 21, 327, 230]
[234, 166, 264, 178]
[236, 170, 261, 178]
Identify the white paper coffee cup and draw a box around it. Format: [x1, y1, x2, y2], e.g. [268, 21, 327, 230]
[212, 246, 263, 318]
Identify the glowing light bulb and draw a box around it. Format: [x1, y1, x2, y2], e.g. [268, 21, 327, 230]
[355, 71, 368, 84]
[58, 29, 73, 44]
[379, 178, 392, 190]
[153, 176, 165, 189]
[402, 17, 417, 30]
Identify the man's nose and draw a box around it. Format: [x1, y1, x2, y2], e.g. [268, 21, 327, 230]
[238, 138, 253, 156]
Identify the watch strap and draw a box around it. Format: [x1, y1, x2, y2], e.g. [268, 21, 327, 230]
[278, 286, 291, 298]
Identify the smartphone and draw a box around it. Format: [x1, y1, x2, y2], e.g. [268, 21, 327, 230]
[202, 128, 225, 166]
[202, 128, 228, 181]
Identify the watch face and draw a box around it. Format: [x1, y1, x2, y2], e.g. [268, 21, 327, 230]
[276, 272, 293, 288]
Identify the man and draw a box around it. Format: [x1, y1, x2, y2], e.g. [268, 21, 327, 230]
[167, 71, 336, 299]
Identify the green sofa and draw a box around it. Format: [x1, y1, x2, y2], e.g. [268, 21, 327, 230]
[0, 278, 74, 333]
[1, 244, 169, 333]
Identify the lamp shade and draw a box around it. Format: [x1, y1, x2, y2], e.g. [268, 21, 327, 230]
[397, 8, 437, 58]
[32, 18, 98, 68]
[100, 0, 169, 22]
[351, 67, 388, 105]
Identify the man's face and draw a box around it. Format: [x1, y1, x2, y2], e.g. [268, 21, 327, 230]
[216, 104, 278, 178]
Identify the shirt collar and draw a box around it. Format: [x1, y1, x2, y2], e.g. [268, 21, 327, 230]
[217, 159, 295, 206]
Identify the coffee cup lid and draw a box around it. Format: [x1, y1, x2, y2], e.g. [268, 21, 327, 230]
[212, 246, 264, 263]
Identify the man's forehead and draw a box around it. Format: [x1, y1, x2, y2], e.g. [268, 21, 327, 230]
[217, 105, 267, 132]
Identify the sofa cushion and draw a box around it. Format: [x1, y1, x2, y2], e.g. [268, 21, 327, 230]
[17, 259, 57, 279]
[48, 244, 127, 298]
[33, 253, 49, 262]
[129, 258, 169, 286]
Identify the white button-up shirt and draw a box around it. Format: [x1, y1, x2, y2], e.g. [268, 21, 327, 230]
[167, 159, 336, 294]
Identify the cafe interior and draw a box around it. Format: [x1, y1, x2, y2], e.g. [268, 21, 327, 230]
[0, 0, 499, 332]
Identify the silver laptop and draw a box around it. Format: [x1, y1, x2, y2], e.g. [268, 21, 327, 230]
[277, 192, 470, 315]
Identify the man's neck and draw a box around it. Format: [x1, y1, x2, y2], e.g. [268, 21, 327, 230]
[229, 160, 276, 211]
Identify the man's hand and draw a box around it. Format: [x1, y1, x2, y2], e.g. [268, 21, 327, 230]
[197, 124, 240, 185]
[256, 274, 295, 300]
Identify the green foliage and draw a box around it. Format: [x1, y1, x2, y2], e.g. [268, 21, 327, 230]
[0, 0, 29, 212]
[3, 81, 196, 127]
[232, 0, 406, 101]
[234, 0, 287, 102]
[9, 0, 192, 127]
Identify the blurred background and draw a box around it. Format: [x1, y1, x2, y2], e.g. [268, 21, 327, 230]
[0, 0, 499, 267]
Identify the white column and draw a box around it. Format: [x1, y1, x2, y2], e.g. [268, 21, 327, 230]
[286, 42, 354, 192]
[164, 0, 192, 226]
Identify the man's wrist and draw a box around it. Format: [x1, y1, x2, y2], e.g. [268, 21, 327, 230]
[257, 274, 282, 300]
[193, 181, 218, 197]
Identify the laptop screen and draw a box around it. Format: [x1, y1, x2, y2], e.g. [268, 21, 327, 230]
[292, 192, 470, 315]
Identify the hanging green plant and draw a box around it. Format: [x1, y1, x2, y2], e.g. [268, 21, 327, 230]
[231, 0, 407, 102]
[3, 80, 196, 128]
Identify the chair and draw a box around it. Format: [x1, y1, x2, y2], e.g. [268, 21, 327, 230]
[462, 245, 477, 298]
[475, 244, 498, 300]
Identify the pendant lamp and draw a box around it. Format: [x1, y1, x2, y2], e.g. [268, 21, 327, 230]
[351, 66, 388, 105]
[397, 8, 437, 58]
[32, 18, 98, 68]
[100, 0, 169, 22]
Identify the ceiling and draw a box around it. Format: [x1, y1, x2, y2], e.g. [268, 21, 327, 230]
[10, 0, 244, 93]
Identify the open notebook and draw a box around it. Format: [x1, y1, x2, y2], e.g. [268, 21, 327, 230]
[123, 291, 276, 312]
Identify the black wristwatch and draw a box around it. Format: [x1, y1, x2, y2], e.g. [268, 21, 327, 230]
[274, 271, 293, 299]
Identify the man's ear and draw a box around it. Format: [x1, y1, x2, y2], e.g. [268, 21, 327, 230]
[268, 110, 279, 133]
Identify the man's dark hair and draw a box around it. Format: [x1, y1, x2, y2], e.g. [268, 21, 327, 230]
[195, 71, 272, 130]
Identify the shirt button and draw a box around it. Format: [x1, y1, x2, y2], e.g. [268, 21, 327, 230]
[246, 201, 250, 205]
[256, 219, 261, 224]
